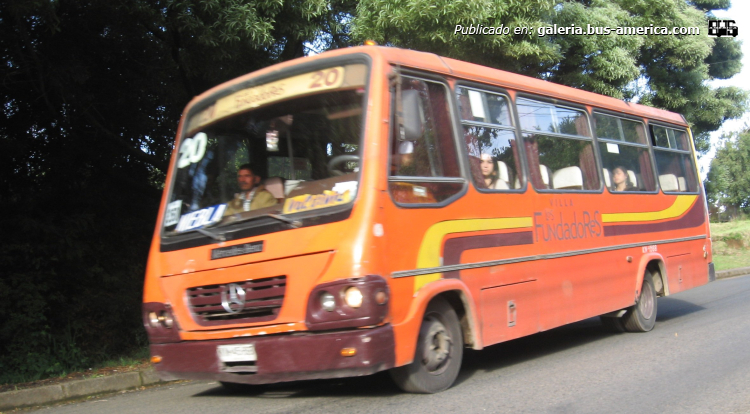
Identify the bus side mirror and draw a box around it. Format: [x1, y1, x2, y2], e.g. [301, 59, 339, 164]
[400, 89, 423, 142]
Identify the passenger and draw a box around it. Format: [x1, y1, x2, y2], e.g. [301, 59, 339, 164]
[224, 163, 278, 214]
[480, 153, 500, 189]
[611, 166, 635, 192]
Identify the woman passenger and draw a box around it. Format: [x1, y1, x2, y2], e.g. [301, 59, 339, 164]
[480, 153, 500, 189]
[611, 166, 635, 192]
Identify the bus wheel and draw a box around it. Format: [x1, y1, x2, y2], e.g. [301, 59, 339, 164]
[390, 297, 463, 393]
[623, 272, 657, 332]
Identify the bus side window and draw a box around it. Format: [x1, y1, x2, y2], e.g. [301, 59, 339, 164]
[456, 87, 522, 191]
[593, 113, 656, 192]
[389, 76, 463, 204]
[651, 125, 698, 193]
[517, 98, 599, 191]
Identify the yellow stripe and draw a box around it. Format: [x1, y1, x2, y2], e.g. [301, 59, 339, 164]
[601, 195, 697, 223]
[413, 217, 532, 292]
[411, 195, 696, 293]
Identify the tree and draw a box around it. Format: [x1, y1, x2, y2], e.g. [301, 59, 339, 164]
[351, 0, 747, 153]
[705, 126, 750, 218]
[0, 0, 352, 382]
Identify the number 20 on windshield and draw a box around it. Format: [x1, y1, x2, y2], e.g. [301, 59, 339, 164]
[178, 132, 208, 168]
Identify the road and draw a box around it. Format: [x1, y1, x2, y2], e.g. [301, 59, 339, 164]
[36, 275, 750, 414]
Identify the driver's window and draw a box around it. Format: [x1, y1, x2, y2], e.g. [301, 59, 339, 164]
[389, 75, 463, 205]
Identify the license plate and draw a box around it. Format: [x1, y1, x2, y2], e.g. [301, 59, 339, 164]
[217, 344, 257, 363]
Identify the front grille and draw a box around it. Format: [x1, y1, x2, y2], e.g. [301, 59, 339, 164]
[187, 276, 286, 326]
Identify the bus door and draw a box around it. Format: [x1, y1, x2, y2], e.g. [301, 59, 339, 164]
[384, 73, 466, 303]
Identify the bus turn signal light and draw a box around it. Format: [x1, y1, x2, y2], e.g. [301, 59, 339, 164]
[375, 290, 388, 305]
[151, 356, 163, 364]
[341, 348, 357, 357]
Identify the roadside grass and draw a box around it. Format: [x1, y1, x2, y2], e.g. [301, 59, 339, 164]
[0, 347, 150, 393]
[710, 219, 750, 271]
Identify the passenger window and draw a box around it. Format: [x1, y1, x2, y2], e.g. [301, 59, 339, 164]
[389, 76, 463, 204]
[651, 125, 698, 192]
[457, 87, 521, 190]
[518, 98, 599, 191]
[652, 125, 689, 150]
[594, 113, 648, 145]
[594, 113, 655, 192]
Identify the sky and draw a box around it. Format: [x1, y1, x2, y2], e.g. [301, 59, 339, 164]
[700, 2, 750, 176]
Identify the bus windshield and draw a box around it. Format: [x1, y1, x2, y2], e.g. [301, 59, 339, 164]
[162, 64, 367, 237]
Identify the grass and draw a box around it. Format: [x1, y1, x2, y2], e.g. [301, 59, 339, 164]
[96, 348, 150, 370]
[0, 347, 150, 393]
[710, 219, 750, 271]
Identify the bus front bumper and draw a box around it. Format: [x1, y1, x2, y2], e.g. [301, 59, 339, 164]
[150, 324, 395, 384]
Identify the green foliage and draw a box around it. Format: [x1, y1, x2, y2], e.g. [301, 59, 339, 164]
[353, 0, 561, 76]
[351, 0, 748, 153]
[706, 36, 743, 79]
[705, 126, 750, 218]
[0, 0, 352, 384]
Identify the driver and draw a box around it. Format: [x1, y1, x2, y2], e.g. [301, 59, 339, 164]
[224, 163, 278, 214]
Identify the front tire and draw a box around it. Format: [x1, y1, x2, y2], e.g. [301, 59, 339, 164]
[623, 272, 657, 332]
[390, 297, 463, 393]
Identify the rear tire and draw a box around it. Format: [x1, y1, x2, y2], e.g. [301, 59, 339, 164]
[390, 297, 463, 393]
[623, 272, 657, 332]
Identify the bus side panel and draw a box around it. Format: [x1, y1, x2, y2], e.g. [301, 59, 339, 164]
[532, 248, 637, 330]
[479, 281, 539, 345]
[664, 250, 701, 294]
[656, 239, 708, 295]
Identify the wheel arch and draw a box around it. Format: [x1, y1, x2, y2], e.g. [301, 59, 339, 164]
[636, 253, 668, 298]
[392, 278, 482, 367]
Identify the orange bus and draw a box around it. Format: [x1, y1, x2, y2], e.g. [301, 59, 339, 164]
[143, 45, 714, 393]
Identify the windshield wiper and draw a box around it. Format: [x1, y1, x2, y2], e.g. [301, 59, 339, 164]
[225, 212, 302, 229]
[195, 227, 226, 242]
[266, 213, 302, 228]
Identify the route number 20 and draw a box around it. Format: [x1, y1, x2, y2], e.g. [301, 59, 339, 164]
[309, 68, 341, 89]
[178, 132, 208, 168]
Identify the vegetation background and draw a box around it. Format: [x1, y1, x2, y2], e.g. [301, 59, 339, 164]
[0, 0, 747, 384]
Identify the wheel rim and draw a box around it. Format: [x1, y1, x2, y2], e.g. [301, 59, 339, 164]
[421, 315, 453, 375]
[639, 282, 655, 319]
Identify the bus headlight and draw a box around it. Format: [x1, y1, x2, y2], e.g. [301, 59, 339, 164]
[149, 312, 160, 328]
[148, 310, 174, 329]
[344, 287, 363, 308]
[320, 292, 336, 312]
[142, 303, 181, 343]
[160, 312, 174, 328]
[306, 275, 389, 331]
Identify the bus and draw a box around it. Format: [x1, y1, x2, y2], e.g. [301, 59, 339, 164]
[143, 45, 715, 393]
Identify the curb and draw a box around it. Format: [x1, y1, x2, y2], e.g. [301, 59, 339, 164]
[715, 266, 750, 280]
[0, 368, 172, 411]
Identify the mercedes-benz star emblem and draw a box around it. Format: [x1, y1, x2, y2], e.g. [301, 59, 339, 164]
[221, 283, 246, 314]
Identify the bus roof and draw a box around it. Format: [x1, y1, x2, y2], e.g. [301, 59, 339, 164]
[190, 45, 688, 127]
